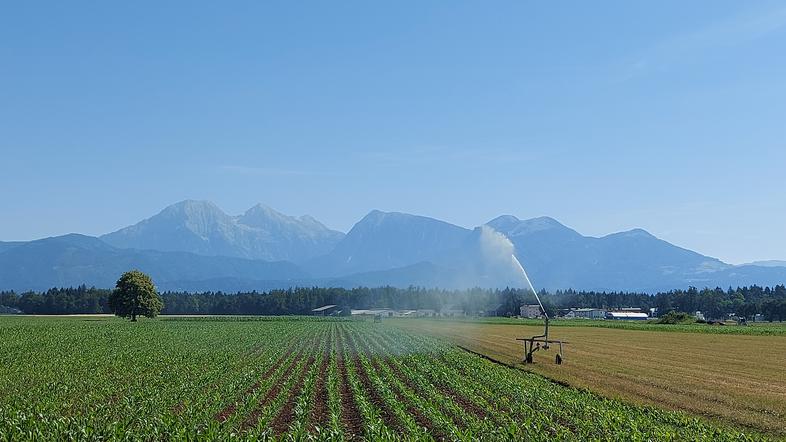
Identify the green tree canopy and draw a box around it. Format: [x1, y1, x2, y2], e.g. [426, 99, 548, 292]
[108, 270, 163, 321]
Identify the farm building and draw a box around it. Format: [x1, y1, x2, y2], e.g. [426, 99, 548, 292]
[351, 307, 465, 318]
[605, 311, 648, 320]
[311, 305, 338, 316]
[520, 304, 542, 318]
[482, 304, 510, 317]
[350, 308, 416, 317]
[0, 305, 22, 314]
[564, 308, 606, 319]
[351, 308, 391, 316]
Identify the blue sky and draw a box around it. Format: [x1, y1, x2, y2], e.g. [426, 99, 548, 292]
[1, 1, 785, 264]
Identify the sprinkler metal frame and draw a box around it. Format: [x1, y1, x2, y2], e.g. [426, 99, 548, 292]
[517, 292, 567, 365]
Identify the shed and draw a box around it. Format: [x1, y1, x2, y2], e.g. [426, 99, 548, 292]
[565, 308, 606, 319]
[312, 305, 338, 316]
[605, 311, 648, 320]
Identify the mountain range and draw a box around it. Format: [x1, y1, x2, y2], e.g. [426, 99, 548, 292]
[1, 200, 784, 293]
[101, 200, 344, 263]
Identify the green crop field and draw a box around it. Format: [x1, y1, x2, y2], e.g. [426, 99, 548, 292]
[0, 316, 767, 441]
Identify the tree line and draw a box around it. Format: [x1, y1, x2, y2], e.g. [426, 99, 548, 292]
[2, 284, 785, 321]
[550, 285, 786, 321]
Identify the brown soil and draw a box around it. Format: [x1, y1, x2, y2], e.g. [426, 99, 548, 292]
[308, 354, 331, 431]
[337, 327, 364, 439]
[271, 355, 316, 434]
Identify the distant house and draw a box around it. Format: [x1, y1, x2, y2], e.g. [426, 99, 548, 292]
[564, 308, 606, 319]
[605, 311, 648, 320]
[483, 304, 509, 317]
[520, 304, 542, 319]
[311, 305, 337, 316]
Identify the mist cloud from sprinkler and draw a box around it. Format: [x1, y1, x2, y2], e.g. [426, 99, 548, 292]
[477, 225, 538, 295]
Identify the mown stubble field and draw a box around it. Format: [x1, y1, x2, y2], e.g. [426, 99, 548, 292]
[392, 319, 786, 437]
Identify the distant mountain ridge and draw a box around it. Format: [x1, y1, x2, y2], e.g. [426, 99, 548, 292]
[305, 210, 471, 276]
[0, 233, 306, 292]
[486, 215, 731, 291]
[1, 202, 785, 293]
[101, 200, 344, 263]
[747, 260, 786, 268]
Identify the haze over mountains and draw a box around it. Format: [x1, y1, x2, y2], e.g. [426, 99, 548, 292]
[1, 200, 784, 293]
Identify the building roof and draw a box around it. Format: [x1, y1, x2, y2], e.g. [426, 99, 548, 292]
[312, 305, 337, 312]
[351, 308, 391, 315]
[606, 311, 648, 318]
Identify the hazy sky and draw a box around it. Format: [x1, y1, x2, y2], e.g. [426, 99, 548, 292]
[2, 1, 785, 264]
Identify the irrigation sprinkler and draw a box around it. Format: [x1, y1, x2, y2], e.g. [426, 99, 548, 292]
[516, 296, 567, 365]
[512, 255, 567, 365]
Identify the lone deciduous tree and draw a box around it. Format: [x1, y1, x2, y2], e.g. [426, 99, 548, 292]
[109, 270, 163, 321]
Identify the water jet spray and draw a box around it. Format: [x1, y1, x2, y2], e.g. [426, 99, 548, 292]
[476, 226, 566, 364]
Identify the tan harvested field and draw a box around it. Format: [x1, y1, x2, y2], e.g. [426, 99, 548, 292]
[392, 319, 786, 437]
